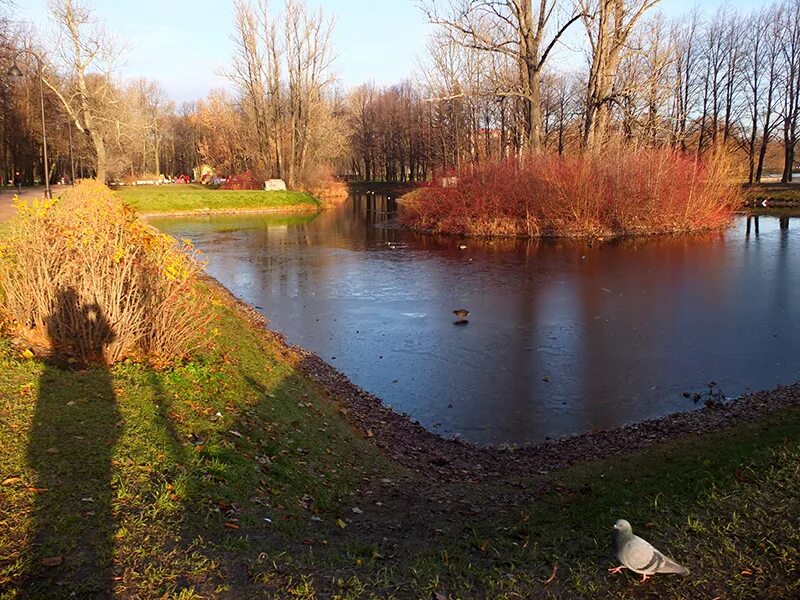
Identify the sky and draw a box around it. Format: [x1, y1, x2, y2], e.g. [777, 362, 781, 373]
[13, 0, 769, 104]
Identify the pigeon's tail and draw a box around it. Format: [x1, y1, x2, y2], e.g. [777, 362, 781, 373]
[659, 558, 690, 576]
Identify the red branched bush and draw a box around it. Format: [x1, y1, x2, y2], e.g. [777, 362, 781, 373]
[400, 147, 742, 238]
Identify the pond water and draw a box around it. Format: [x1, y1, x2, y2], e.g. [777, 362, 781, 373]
[151, 195, 800, 446]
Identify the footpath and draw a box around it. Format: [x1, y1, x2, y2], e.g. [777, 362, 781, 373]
[0, 186, 69, 222]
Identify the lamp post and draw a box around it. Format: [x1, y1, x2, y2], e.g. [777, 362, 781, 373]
[7, 49, 51, 199]
[68, 120, 76, 185]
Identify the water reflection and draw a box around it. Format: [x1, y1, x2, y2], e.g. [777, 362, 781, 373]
[151, 198, 800, 445]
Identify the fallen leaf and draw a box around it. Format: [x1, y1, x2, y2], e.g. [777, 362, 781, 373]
[336, 518, 347, 529]
[46, 448, 59, 455]
[41, 556, 62, 567]
[741, 569, 753, 577]
[21, 349, 34, 359]
[224, 522, 240, 530]
[228, 430, 243, 438]
[545, 563, 558, 585]
[26, 487, 48, 494]
[1, 477, 22, 486]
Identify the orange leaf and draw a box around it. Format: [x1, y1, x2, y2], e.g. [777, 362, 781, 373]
[1, 477, 22, 486]
[224, 522, 240, 530]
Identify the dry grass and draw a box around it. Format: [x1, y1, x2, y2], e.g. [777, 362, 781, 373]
[0, 180, 211, 365]
[401, 147, 743, 238]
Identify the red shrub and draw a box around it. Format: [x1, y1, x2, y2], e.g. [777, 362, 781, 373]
[400, 147, 742, 238]
[221, 171, 263, 190]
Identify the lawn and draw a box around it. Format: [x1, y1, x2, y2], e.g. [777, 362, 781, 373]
[114, 184, 321, 215]
[1, 274, 798, 598]
[746, 183, 800, 204]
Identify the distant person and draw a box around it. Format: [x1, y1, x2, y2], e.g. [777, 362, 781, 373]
[13, 170, 23, 194]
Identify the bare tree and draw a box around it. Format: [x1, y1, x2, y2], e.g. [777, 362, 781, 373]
[741, 6, 781, 183]
[44, 0, 119, 182]
[228, 0, 338, 187]
[579, 0, 661, 149]
[779, 0, 800, 182]
[669, 10, 700, 150]
[421, 0, 583, 152]
[754, 4, 783, 182]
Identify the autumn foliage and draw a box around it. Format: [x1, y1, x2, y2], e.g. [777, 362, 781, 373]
[0, 181, 212, 364]
[400, 148, 742, 238]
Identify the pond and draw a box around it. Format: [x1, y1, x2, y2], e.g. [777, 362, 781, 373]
[150, 195, 800, 446]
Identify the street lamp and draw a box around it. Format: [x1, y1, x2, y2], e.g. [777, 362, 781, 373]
[7, 50, 51, 199]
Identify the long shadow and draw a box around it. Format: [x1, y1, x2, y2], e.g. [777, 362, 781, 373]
[22, 288, 120, 598]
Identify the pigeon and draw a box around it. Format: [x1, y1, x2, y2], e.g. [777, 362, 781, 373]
[609, 519, 689, 582]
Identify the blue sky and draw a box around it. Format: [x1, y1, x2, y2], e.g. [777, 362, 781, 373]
[14, 0, 768, 103]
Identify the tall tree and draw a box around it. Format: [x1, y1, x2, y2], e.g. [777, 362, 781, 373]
[45, 0, 118, 182]
[421, 0, 583, 152]
[580, 0, 661, 149]
[779, 0, 800, 183]
[229, 0, 339, 187]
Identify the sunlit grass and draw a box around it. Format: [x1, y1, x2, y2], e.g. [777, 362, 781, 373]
[0, 228, 798, 597]
[115, 184, 321, 214]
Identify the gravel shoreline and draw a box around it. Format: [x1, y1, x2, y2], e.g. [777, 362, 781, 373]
[210, 275, 800, 482]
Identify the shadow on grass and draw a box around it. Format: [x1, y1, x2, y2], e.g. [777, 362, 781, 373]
[23, 288, 120, 597]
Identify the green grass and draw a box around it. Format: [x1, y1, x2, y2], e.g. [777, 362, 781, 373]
[747, 183, 800, 203]
[114, 184, 321, 214]
[1, 247, 798, 596]
[0, 290, 390, 598]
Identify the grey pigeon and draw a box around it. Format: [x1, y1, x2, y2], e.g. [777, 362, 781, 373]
[609, 519, 689, 582]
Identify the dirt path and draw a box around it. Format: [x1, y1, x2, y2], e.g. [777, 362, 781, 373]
[0, 185, 70, 223]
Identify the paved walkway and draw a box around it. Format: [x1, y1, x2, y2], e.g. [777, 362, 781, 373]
[0, 185, 70, 223]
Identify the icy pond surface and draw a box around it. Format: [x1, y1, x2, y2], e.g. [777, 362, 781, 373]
[151, 196, 800, 445]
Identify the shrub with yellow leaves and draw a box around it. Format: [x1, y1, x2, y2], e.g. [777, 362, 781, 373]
[0, 180, 212, 365]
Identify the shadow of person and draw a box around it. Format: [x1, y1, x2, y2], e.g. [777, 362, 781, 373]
[22, 288, 120, 597]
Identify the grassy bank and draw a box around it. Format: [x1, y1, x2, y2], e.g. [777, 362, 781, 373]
[115, 184, 321, 215]
[1, 186, 798, 598]
[1, 283, 798, 597]
[746, 182, 800, 204]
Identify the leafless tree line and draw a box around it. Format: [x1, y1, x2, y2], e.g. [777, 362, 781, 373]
[2, 0, 200, 185]
[351, 0, 800, 183]
[7, 0, 800, 187]
[225, 0, 345, 188]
